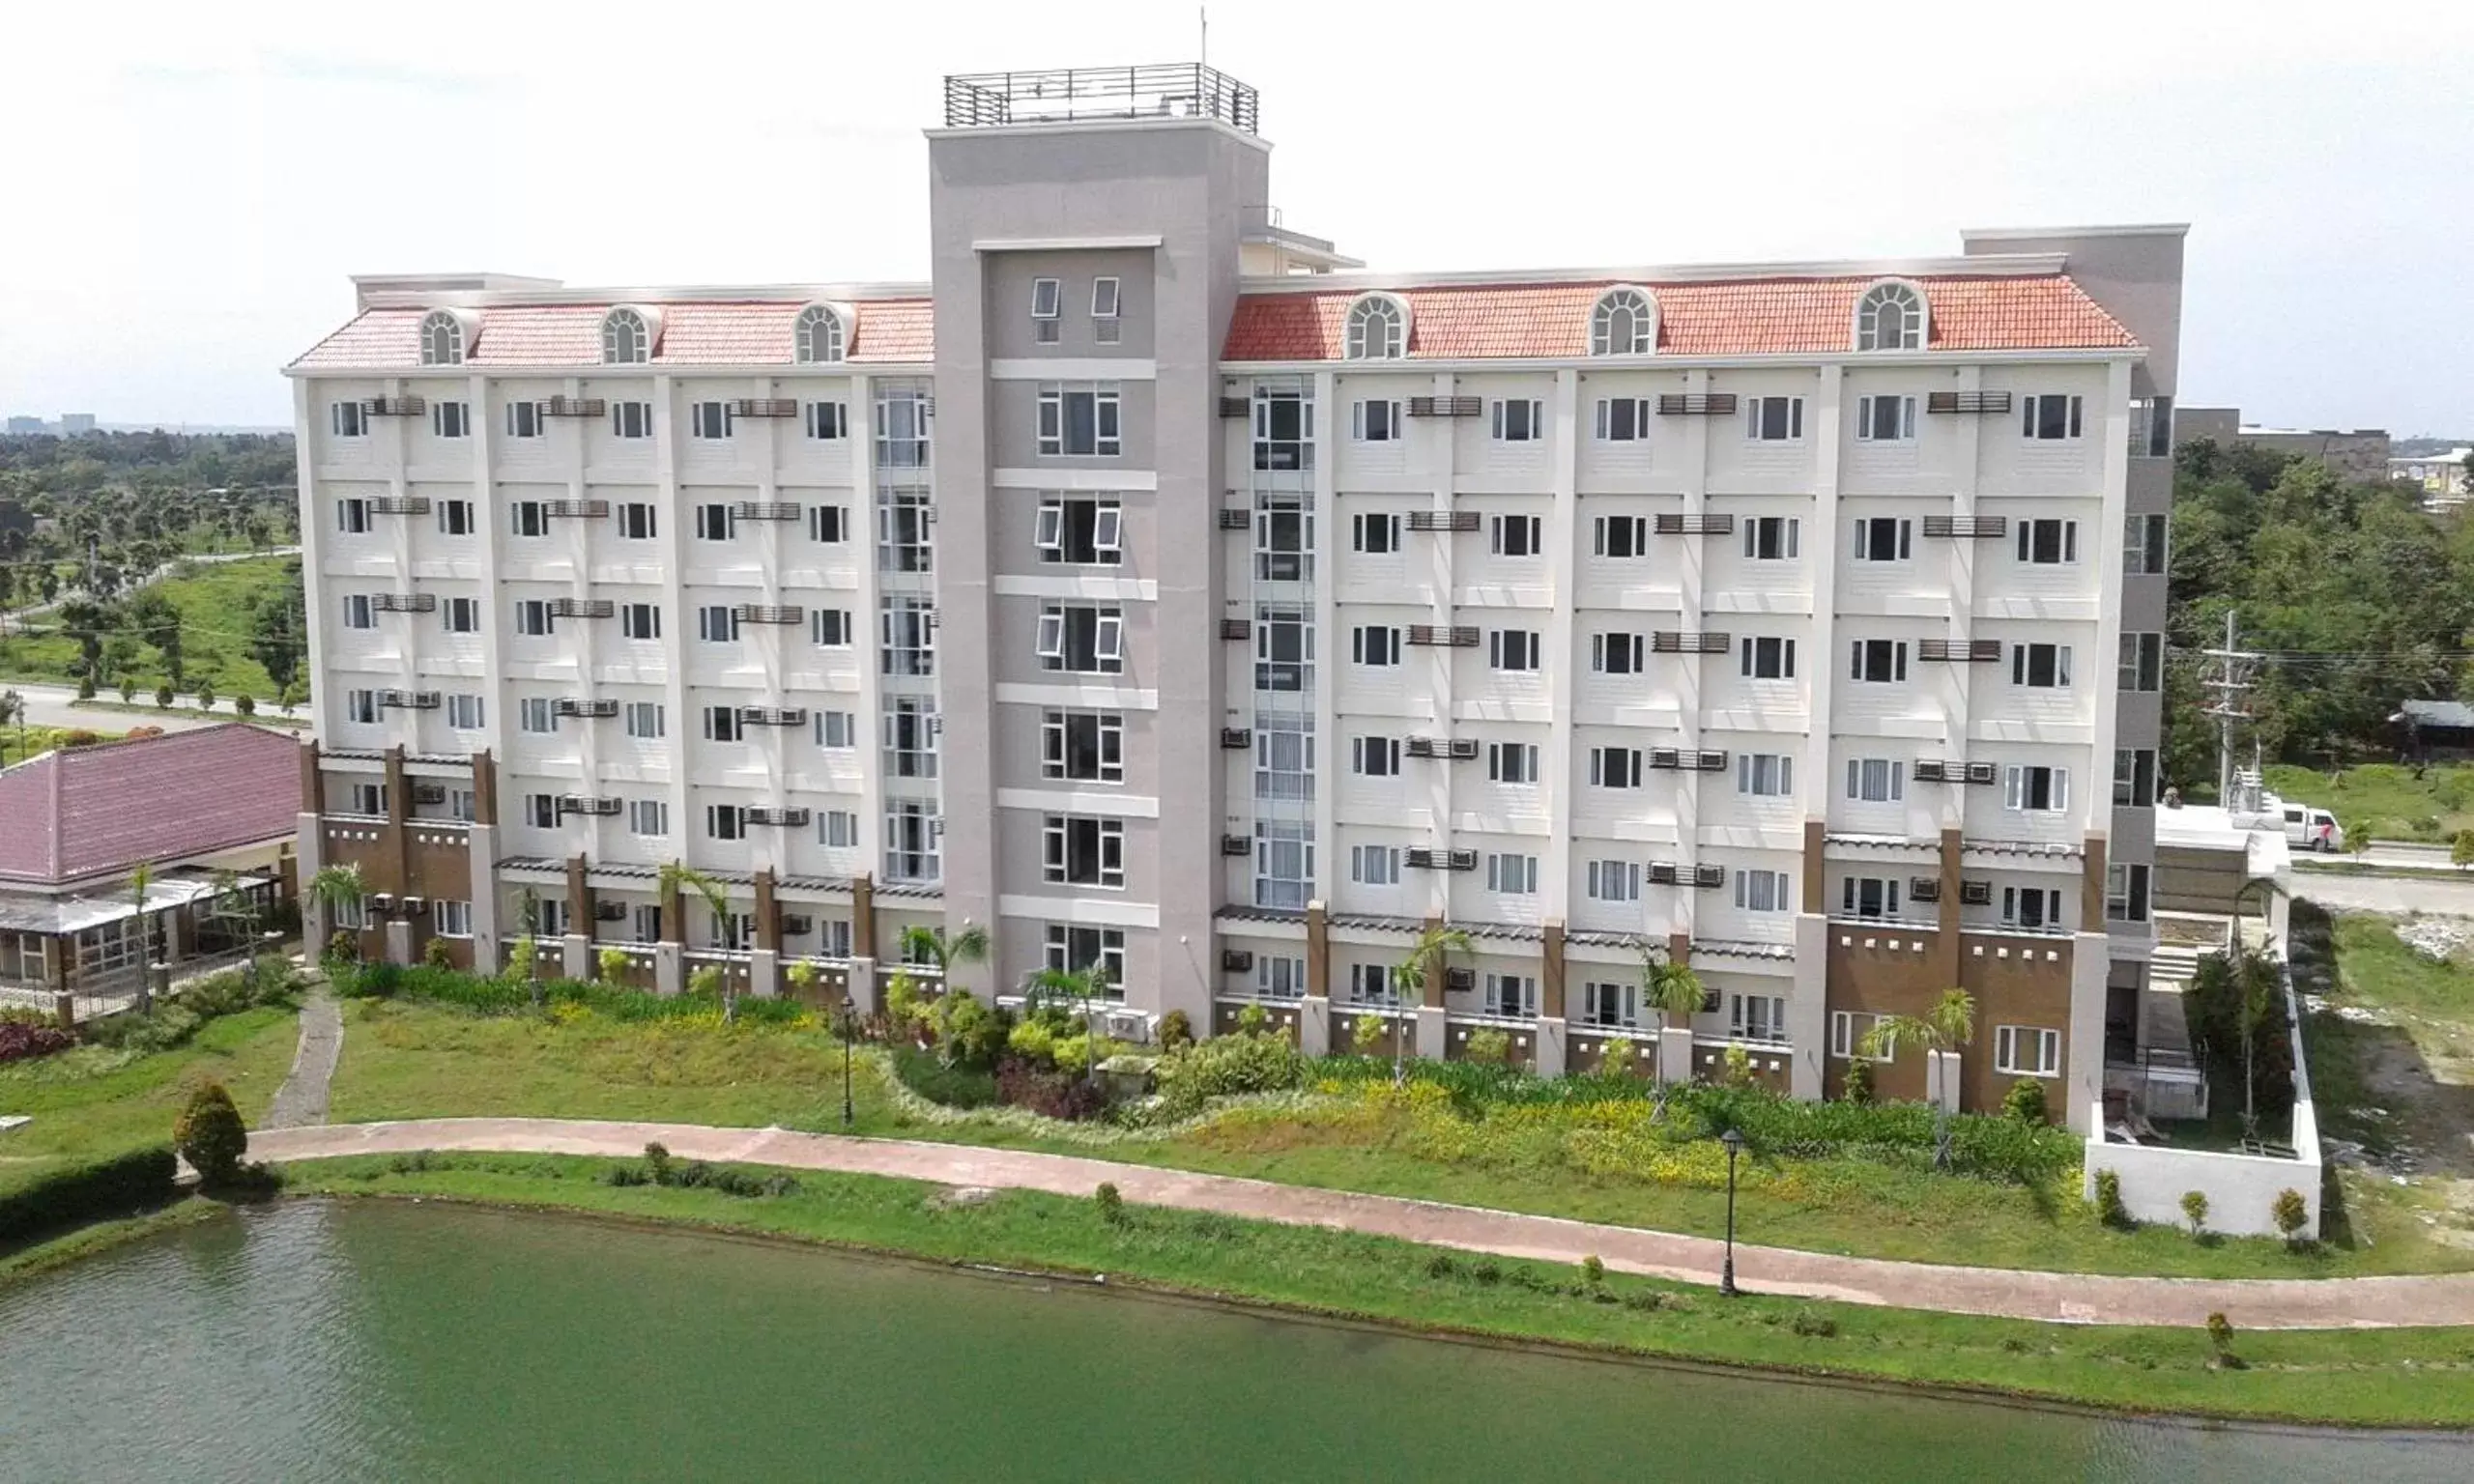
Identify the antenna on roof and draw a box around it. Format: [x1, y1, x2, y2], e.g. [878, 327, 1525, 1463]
[1200, 7, 1208, 66]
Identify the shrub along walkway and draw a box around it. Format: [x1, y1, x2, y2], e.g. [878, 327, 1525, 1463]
[249, 1117, 2474, 1329]
[262, 990, 341, 1130]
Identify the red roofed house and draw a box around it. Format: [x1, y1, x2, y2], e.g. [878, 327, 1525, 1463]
[0, 725, 299, 1001]
[280, 62, 2189, 1137]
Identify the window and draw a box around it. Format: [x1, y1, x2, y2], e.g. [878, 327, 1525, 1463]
[1254, 955, 1307, 1000]
[331, 401, 367, 439]
[437, 499, 476, 535]
[517, 697, 558, 734]
[1734, 870, 1791, 913]
[2001, 886, 2064, 930]
[1344, 295, 1405, 359]
[1036, 384, 1122, 456]
[803, 608, 851, 647]
[1594, 515, 1650, 557]
[705, 805, 744, 842]
[2118, 632, 2163, 692]
[1586, 859, 1642, 902]
[1847, 758, 1906, 803]
[1745, 396, 1804, 442]
[1590, 287, 1656, 356]
[1043, 710, 1124, 783]
[1255, 820, 1313, 909]
[628, 799, 669, 838]
[875, 385, 933, 469]
[1841, 876, 1903, 919]
[1582, 980, 1639, 1030]
[1730, 993, 1788, 1044]
[619, 603, 660, 641]
[603, 307, 650, 364]
[1043, 924, 1125, 989]
[510, 501, 549, 537]
[689, 402, 734, 440]
[1036, 495, 1123, 565]
[816, 710, 857, 749]
[1488, 742, 1539, 785]
[445, 693, 484, 730]
[1258, 495, 1311, 583]
[2114, 748, 2157, 808]
[1830, 1011, 1887, 1060]
[1352, 625, 1400, 667]
[1487, 853, 1539, 895]
[346, 782, 387, 816]
[883, 699, 939, 779]
[2107, 863, 2151, 923]
[1590, 747, 1642, 788]
[1482, 973, 1538, 1019]
[804, 401, 849, 442]
[1852, 517, 1912, 561]
[624, 701, 665, 739]
[1849, 639, 1910, 683]
[1738, 753, 1794, 797]
[1593, 631, 1646, 675]
[1251, 387, 1312, 471]
[344, 689, 378, 725]
[2125, 513, 2169, 575]
[1030, 276, 1061, 342]
[1352, 512, 1400, 554]
[794, 304, 845, 365]
[698, 606, 739, 643]
[610, 401, 652, 439]
[880, 596, 936, 676]
[1346, 962, 1399, 1006]
[1043, 815, 1126, 889]
[820, 810, 860, 848]
[694, 502, 736, 542]
[1741, 516, 1799, 559]
[432, 899, 473, 937]
[2003, 765, 2070, 813]
[2016, 518, 2080, 564]
[1595, 397, 1652, 442]
[1489, 514, 1541, 557]
[1855, 394, 1915, 442]
[1036, 604, 1124, 673]
[339, 593, 375, 630]
[1090, 275, 1121, 328]
[1353, 400, 1399, 442]
[1995, 1025, 2060, 1078]
[418, 309, 464, 365]
[1491, 398, 1543, 442]
[1854, 282, 1925, 352]
[431, 401, 470, 439]
[1489, 629, 1541, 671]
[523, 793, 557, 829]
[1352, 734, 1400, 778]
[447, 788, 476, 822]
[1351, 843, 1401, 886]
[505, 401, 543, 439]
[1740, 636, 1797, 679]
[630, 904, 663, 943]
[703, 705, 742, 743]
[333, 498, 374, 536]
[443, 597, 481, 634]
[1253, 714, 1314, 800]
[617, 501, 657, 540]
[2011, 642, 2073, 688]
[2022, 394, 2085, 441]
[808, 504, 847, 544]
[512, 600, 554, 637]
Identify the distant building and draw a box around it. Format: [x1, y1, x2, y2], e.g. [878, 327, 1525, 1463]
[3, 416, 43, 436]
[58, 413, 96, 437]
[2176, 407, 2392, 483]
[2391, 448, 2472, 508]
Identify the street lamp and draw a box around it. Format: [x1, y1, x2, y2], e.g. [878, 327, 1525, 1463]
[839, 993, 856, 1129]
[1718, 1127, 1745, 1298]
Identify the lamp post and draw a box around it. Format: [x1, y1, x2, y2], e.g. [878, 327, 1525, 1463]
[1718, 1127, 1744, 1298]
[839, 993, 856, 1129]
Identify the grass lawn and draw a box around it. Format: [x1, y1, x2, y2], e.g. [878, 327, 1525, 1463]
[0, 1005, 300, 1199]
[2263, 762, 2474, 844]
[277, 1153, 2474, 1429]
[0, 723, 124, 769]
[0, 555, 300, 699]
[326, 996, 2444, 1279]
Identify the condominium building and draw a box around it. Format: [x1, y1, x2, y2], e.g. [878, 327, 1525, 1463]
[286, 65, 2182, 1130]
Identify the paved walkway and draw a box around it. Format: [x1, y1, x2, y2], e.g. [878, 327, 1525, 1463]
[247, 1117, 2474, 1330]
[262, 990, 342, 1129]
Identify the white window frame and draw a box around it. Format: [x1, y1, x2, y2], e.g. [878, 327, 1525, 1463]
[1352, 399, 1401, 442]
[609, 401, 653, 439]
[1594, 515, 1650, 558]
[1737, 753, 1794, 797]
[2022, 394, 2086, 442]
[1852, 517, 1913, 561]
[1745, 396, 1805, 442]
[1485, 852, 1539, 895]
[1741, 516, 1800, 560]
[1490, 398, 1544, 442]
[2011, 642, 2074, 689]
[2015, 518, 2081, 565]
[2002, 765, 2071, 813]
[1733, 870, 1792, 913]
[1995, 1025, 2061, 1078]
[805, 401, 849, 441]
[1585, 859, 1642, 902]
[1487, 742, 1539, 785]
[1854, 393, 1916, 442]
[623, 701, 665, 739]
[628, 799, 670, 839]
[1350, 843, 1401, 886]
[1847, 757, 1906, 804]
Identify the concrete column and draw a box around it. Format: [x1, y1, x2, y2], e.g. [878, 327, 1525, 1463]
[55, 990, 76, 1028]
[847, 955, 878, 1016]
[1422, 913, 1448, 1008]
[1658, 1026, 1694, 1085]
[1928, 1048, 1963, 1116]
[467, 820, 500, 972]
[655, 942, 683, 997]
[1298, 994, 1331, 1058]
[1305, 899, 1329, 998]
[1415, 1005, 1448, 1061]
[850, 874, 876, 959]
[565, 854, 592, 943]
[41, 936, 65, 994]
[1539, 919, 1567, 1019]
[561, 932, 590, 981]
[1789, 913, 1828, 1101]
[754, 869, 781, 954]
[2067, 932, 2110, 1135]
[1532, 1015, 1567, 1077]
[296, 810, 326, 948]
[750, 948, 780, 1000]
[384, 918, 414, 966]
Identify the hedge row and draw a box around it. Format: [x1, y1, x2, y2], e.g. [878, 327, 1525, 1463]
[0, 1148, 180, 1243]
[336, 961, 812, 1026]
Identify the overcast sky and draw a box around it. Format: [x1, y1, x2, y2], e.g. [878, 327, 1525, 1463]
[2, 0, 2468, 435]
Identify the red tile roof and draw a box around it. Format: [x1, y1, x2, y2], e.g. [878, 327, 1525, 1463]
[1220, 274, 2137, 360]
[0, 725, 300, 886]
[288, 299, 936, 371]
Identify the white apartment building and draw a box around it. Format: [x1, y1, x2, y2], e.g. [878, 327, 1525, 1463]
[287, 66, 2182, 1129]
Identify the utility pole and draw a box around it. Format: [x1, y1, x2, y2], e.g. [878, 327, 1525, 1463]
[2201, 609, 2263, 805]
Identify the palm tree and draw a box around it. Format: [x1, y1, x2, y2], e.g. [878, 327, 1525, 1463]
[900, 922, 991, 996]
[1857, 988, 1977, 1169]
[129, 861, 158, 1004]
[307, 862, 365, 964]
[1638, 940, 1708, 1115]
[1029, 959, 1116, 1092]
[659, 860, 736, 1022]
[208, 866, 262, 951]
[1386, 925, 1472, 1087]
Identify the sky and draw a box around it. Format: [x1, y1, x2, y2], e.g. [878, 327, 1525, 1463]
[1, 0, 2469, 435]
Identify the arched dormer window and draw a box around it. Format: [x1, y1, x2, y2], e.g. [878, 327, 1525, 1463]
[1343, 293, 1407, 360]
[1589, 287, 1657, 357]
[794, 304, 847, 365]
[1854, 280, 1927, 353]
[602, 306, 652, 364]
[418, 309, 467, 366]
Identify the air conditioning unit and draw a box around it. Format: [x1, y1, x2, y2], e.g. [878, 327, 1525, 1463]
[1960, 880, 1994, 906]
[1222, 949, 1254, 973]
[1217, 508, 1250, 529]
[1104, 1010, 1150, 1042]
[1405, 737, 1441, 759]
[781, 914, 816, 937]
[1221, 728, 1253, 750]
[1444, 968, 1476, 993]
[1908, 878, 1942, 903]
[1222, 835, 1251, 857]
[398, 897, 427, 915]
[1691, 864, 1726, 890]
[368, 893, 395, 915]
[1446, 848, 1479, 871]
[1218, 396, 1251, 418]
[1404, 848, 1442, 870]
[1446, 738, 1481, 761]
[1221, 618, 1251, 641]
[1648, 862, 1681, 886]
[1913, 759, 1950, 783]
[594, 901, 628, 922]
[1691, 750, 1729, 772]
[1965, 761, 1999, 786]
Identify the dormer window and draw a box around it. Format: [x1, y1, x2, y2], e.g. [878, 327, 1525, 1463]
[794, 304, 846, 365]
[1589, 287, 1656, 357]
[418, 309, 466, 366]
[1854, 280, 1927, 352]
[1343, 294, 1407, 360]
[602, 307, 651, 365]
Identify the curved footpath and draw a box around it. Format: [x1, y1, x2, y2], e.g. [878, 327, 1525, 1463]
[249, 1117, 2474, 1330]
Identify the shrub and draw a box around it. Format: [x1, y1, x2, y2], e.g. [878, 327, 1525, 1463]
[2205, 1311, 2238, 1365]
[1157, 1008, 1194, 1051]
[1095, 1182, 1126, 1225]
[1791, 1308, 1838, 1338]
[422, 935, 455, 969]
[2001, 1077, 2049, 1124]
[2272, 1188, 2311, 1245]
[1235, 1003, 1270, 1037]
[173, 1080, 248, 1187]
[0, 1148, 179, 1241]
[0, 1019, 75, 1064]
[937, 991, 1011, 1071]
[2092, 1167, 2128, 1227]
[1007, 1017, 1058, 1067]
[1598, 1041, 1635, 1079]
[643, 1143, 675, 1184]
[891, 1043, 999, 1108]
[1841, 1056, 1876, 1105]
[2180, 1189, 2210, 1238]
[1352, 1013, 1387, 1054]
[325, 929, 360, 968]
[74, 675, 95, 700]
[1154, 1030, 1308, 1116]
[1580, 1254, 1605, 1286]
[599, 946, 633, 984]
[1721, 1043, 1755, 1088]
[154, 683, 175, 709]
[234, 695, 256, 718]
[1424, 1251, 1460, 1279]
[1470, 1259, 1503, 1286]
[995, 1057, 1108, 1121]
[58, 728, 99, 747]
[1465, 1027, 1512, 1064]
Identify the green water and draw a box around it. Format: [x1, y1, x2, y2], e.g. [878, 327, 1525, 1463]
[2, 1202, 2466, 1482]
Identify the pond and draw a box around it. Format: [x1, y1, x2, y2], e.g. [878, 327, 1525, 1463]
[3, 1201, 2467, 1481]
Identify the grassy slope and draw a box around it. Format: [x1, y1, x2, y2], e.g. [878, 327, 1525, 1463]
[280, 1153, 2474, 1429]
[0, 556, 295, 699]
[2263, 762, 2474, 843]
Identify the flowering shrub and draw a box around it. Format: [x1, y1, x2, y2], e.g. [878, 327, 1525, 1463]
[0, 1018, 75, 1064]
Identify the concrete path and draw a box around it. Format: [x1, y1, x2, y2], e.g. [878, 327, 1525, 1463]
[247, 1117, 2474, 1331]
[261, 991, 342, 1129]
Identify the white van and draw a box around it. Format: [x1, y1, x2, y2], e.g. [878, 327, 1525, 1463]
[2279, 803, 2344, 852]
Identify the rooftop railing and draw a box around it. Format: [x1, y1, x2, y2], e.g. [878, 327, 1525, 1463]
[943, 64, 1258, 133]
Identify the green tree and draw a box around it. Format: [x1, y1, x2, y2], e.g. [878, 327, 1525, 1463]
[1638, 939, 1707, 1115]
[194, 681, 216, 712]
[125, 588, 182, 686]
[1029, 959, 1117, 1090]
[2453, 829, 2474, 871]
[899, 922, 992, 995]
[659, 860, 736, 1022]
[1856, 988, 1977, 1169]
[173, 1079, 248, 1186]
[306, 863, 365, 962]
[1387, 925, 1471, 1087]
[245, 576, 306, 694]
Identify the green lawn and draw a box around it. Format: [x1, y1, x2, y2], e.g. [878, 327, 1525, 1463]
[276, 1153, 2474, 1429]
[2263, 762, 2474, 844]
[0, 724, 125, 769]
[0, 555, 300, 700]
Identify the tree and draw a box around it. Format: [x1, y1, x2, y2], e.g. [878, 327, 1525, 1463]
[2236, 948, 2282, 1143]
[2180, 1189, 2210, 1238]
[1857, 988, 1977, 1169]
[1029, 959, 1116, 1090]
[194, 681, 216, 712]
[1387, 925, 1472, 1087]
[900, 922, 992, 995]
[306, 863, 365, 962]
[659, 860, 736, 1022]
[173, 1079, 248, 1187]
[154, 683, 173, 709]
[2454, 829, 2474, 871]
[1638, 939, 1707, 1115]
[129, 861, 158, 995]
[246, 579, 306, 694]
[125, 588, 182, 686]
[234, 693, 255, 718]
[208, 866, 262, 946]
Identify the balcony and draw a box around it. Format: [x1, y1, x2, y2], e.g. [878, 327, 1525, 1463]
[942, 63, 1258, 133]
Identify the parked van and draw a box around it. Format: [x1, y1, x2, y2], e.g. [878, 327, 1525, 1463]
[2278, 802, 2344, 852]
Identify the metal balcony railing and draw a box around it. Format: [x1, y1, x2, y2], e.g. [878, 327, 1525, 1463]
[942, 64, 1259, 133]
